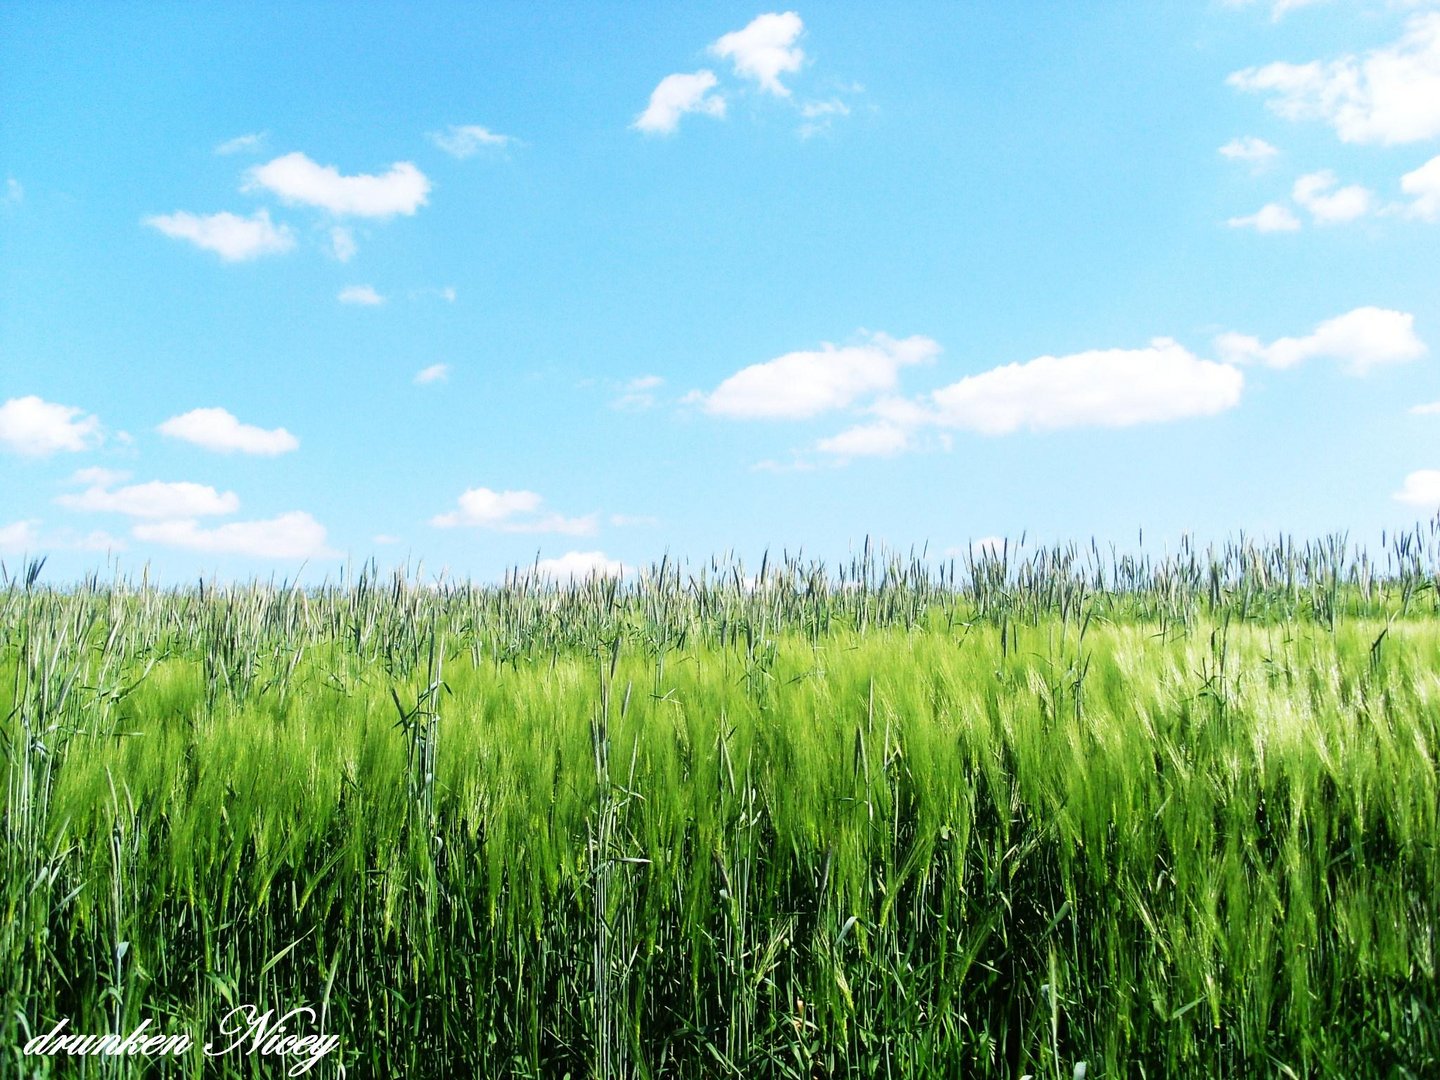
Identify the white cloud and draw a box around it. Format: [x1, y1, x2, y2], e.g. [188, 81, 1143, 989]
[798, 97, 851, 138]
[925, 339, 1243, 435]
[710, 11, 805, 96]
[815, 422, 911, 458]
[215, 132, 266, 155]
[373, 533, 402, 545]
[414, 363, 450, 385]
[431, 488, 597, 534]
[634, 71, 727, 135]
[1215, 307, 1426, 374]
[69, 466, 130, 487]
[57, 479, 239, 519]
[157, 407, 299, 455]
[0, 520, 127, 555]
[428, 124, 514, 158]
[1411, 400, 1440, 414]
[245, 152, 431, 217]
[1218, 136, 1279, 166]
[1394, 469, 1440, 508]
[144, 209, 295, 261]
[1227, 202, 1302, 232]
[0, 396, 101, 456]
[698, 332, 941, 419]
[338, 284, 385, 306]
[0, 520, 41, 553]
[532, 551, 627, 581]
[1401, 153, 1440, 221]
[3, 177, 22, 206]
[613, 374, 664, 410]
[1227, 0, 1332, 20]
[1228, 13, 1440, 144]
[132, 511, 334, 559]
[1292, 169, 1372, 223]
[441, 286, 457, 302]
[329, 226, 358, 262]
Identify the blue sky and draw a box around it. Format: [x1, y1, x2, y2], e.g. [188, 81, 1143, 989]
[3, 1, 1439, 582]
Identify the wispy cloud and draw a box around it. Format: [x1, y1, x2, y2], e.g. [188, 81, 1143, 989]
[329, 226, 358, 262]
[1218, 136, 1279, 169]
[428, 124, 515, 158]
[1227, 203, 1301, 232]
[414, 363, 450, 385]
[612, 375, 664, 410]
[338, 284, 385, 306]
[157, 407, 299, 455]
[798, 97, 850, 138]
[0, 520, 42, 553]
[145, 209, 295, 261]
[214, 131, 267, 156]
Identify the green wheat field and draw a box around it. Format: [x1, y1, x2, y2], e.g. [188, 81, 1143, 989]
[4, 532, 1438, 1078]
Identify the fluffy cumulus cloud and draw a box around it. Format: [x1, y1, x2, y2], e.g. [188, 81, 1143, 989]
[1215, 307, 1426, 374]
[1219, 136, 1280, 166]
[1291, 170, 1372, 223]
[157, 407, 299, 455]
[0, 396, 101, 456]
[245, 153, 431, 217]
[428, 124, 513, 158]
[1394, 470, 1440, 509]
[338, 284, 385, 306]
[1227, 203, 1301, 232]
[1227, 13, 1440, 144]
[634, 71, 726, 135]
[132, 512, 334, 559]
[697, 332, 941, 419]
[144, 209, 295, 261]
[923, 339, 1243, 435]
[710, 11, 805, 96]
[532, 551, 627, 581]
[413, 363, 450, 385]
[431, 488, 597, 535]
[57, 479, 240, 519]
[1402, 154, 1440, 221]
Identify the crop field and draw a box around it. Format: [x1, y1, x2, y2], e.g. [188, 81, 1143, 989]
[3, 534, 1439, 1078]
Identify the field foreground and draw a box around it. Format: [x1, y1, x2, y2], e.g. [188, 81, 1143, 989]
[3, 540, 1439, 1077]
